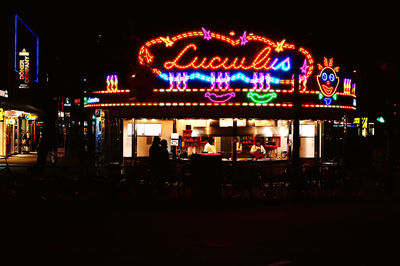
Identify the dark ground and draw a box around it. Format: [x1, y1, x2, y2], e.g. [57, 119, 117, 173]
[1, 154, 400, 265]
[1, 200, 400, 266]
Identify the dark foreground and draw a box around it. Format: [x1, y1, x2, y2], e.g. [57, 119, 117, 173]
[1, 155, 400, 265]
[1, 200, 399, 266]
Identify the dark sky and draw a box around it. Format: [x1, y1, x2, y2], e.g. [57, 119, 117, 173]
[7, 1, 400, 114]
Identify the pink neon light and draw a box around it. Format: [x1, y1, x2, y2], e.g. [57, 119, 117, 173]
[84, 101, 296, 108]
[169, 72, 189, 90]
[300, 59, 309, 74]
[204, 92, 236, 103]
[106, 75, 118, 91]
[239, 31, 248, 45]
[250, 72, 271, 90]
[216, 72, 230, 90]
[202, 27, 212, 40]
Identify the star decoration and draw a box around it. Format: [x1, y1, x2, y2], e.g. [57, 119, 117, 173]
[300, 59, 310, 74]
[160, 36, 174, 47]
[142, 48, 153, 65]
[239, 31, 248, 45]
[275, 39, 286, 52]
[202, 27, 212, 40]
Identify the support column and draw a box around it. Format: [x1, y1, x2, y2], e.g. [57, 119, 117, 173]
[292, 75, 300, 167]
[291, 74, 302, 197]
[232, 118, 237, 162]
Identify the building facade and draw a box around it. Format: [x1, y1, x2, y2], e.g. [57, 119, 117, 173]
[0, 13, 42, 157]
[84, 29, 357, 163]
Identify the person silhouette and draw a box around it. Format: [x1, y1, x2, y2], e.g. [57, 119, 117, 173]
[149, 136, 161, 185]
[149, 136, 161, 162]
[159, 139, 171, 186]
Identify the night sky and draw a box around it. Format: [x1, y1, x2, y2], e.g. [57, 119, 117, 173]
[6, 1, 400, 115]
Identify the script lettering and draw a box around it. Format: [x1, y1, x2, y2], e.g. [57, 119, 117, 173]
[163, 44, 289, 71]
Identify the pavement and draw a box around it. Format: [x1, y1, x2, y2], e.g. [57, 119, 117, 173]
[0, 152, 37, 166]
[0, 153, 399, 265]
[0, 200, 399, 266]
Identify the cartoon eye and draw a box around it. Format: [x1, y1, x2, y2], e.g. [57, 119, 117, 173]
[329, 73, 335, 82]
[321, 72, 328, 81]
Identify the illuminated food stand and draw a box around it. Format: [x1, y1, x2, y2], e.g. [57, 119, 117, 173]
[84, 28, 357, 162]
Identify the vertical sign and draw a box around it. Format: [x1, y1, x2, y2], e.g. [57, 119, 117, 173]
[18, 48, 30, 89]
[14, 14, 39, 89]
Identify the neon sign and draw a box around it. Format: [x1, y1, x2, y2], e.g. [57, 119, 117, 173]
[316, 57, 340, 106]
[247, 92, 277, 103]
[317, 57, 339, 97]
[239, 31, 248, 46]
[18, 49, 30, 88]
[14, 14, 39, 84]
[137, 29, 316, 105]
[85, 29, 357, 112]
[163, 44, 291, 72]
[106, 75, 118, 92]
[205, 92, 236, 103]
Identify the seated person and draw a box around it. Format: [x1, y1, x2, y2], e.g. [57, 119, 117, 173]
[250, 140, 266, 159]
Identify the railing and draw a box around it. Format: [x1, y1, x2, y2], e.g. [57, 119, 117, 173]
[0, 157, 369, 204]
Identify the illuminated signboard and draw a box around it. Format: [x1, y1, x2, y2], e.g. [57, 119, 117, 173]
[137, 28, 313, 104]
[25, 113, 38, 120]
[85, 28, 356, 112]
[14, 14, 39, 88]
[18, 49, 30, 89]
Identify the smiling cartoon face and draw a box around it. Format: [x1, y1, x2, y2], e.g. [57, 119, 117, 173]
[316, 58, 340, 97]
[317, 67, 339, 97]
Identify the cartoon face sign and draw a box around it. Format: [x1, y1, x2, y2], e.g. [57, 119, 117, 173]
[316, 58, 340, 98]
[317, 67, 339, 97]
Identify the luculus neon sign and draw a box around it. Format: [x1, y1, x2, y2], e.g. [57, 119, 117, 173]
[138, 28, 315, 104]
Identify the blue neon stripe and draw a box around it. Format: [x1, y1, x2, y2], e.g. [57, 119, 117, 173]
[159, 73, 169, 80]
[14, 14, 39, 82]
[159, 72, 281, 85]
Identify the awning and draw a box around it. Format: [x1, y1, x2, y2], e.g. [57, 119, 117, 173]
[0, 101, 44, 116]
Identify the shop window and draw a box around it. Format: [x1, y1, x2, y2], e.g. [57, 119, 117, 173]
[300, 122, 316, 158]
[136, 123, 161, 136]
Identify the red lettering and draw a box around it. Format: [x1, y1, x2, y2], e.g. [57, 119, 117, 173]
[163, 44, 275, 71]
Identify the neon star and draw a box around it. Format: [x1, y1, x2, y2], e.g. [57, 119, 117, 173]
[300, 59, 309, 74]
[275, 39, 286, 52]
[239, 31, 248, 45]
[160, 36, 174, 47]
[202, 27, 212, 40]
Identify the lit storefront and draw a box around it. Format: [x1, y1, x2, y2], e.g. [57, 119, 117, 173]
[84, 28, 357, 162]
[0, 14, 42, 157]
[0, 108, 39, 156]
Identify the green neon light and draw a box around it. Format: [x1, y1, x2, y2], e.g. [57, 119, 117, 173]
[247, 92, 277, 103]
[377, 116, 385, 123]
[319, 92, 337, 101]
